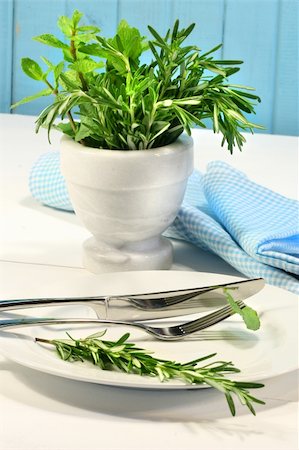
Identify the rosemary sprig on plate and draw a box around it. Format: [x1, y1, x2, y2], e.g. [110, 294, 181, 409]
[36, 330, 265, 416]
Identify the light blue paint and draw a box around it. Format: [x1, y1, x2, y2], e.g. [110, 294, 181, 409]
[223, 0, 280, 134]
[171, 0, 225, 130]
[273, 0, 299, 135]
[65, 0, 118, 37]
[118, 0, 172, 34]
[0, 0, 13, 112]
[12, 0, 67, 115]
[172, 0, 225, 57]
[118, 0, 172, 65]
[1, 0, 298, 136]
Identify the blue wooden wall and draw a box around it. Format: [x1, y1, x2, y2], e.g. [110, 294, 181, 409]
[0, 0, 298, 135]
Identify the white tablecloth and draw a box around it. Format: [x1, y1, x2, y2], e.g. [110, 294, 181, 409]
[0, 114, 298, 450]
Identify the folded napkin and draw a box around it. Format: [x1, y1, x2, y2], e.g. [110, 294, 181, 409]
[29, 153, 299, 294]
[166, 163, 299, 294]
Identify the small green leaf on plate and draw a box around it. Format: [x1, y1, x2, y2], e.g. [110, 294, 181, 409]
[241, 306, 261, 331]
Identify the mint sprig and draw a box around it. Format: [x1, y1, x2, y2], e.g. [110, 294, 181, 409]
[224, 288, 261, 331]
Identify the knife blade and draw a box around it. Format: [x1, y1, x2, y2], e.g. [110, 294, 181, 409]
[0, 277, 265, 320]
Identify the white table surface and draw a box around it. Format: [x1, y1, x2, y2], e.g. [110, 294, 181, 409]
[0, 113, 298, 450]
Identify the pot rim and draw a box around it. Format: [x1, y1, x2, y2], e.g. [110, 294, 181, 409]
[61, 133, 193, 157]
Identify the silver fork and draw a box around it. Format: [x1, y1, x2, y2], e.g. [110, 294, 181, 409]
[0, 300, 246, 340]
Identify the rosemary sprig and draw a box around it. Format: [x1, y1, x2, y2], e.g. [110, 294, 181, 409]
[36, 330, 265, 416]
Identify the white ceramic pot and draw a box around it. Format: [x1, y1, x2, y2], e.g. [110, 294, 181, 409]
[60, 135, 193, 273]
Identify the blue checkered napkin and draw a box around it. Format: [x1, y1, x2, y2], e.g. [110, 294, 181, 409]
[203, 161, 299, 275]
[29, 152, 73, 211]
[166, 162, 299, 294]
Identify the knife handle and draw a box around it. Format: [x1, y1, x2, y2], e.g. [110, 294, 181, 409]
[0, 297, 109, 317]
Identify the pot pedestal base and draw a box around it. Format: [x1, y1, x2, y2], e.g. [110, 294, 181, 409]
[82, 236, 173, 273]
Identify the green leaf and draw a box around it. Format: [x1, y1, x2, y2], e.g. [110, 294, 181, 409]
[70, 59, 103, 73]
[75, 122, 92, 141]
[54, 122, 75, 137]
[62, 48, 74, 63]
[225, 392, 236, 416]
[77, 25, 100, 33]
[59, 71, 80, 90]
[200, 43, 222, 58]
[223, 289, 260, 331]
[212, 59, 243, 65]
[54, 61, 64, 81]
[21, 58, 44, 80]
[171, 19, 179, 42]
[232, 89, 261, 101]
[173, 97, 201, 106]
[33, 34, 68, 49]
[148, 41, 163, 68]
[180, 23, 196, 41]
[148, 122, 170, 143]
[115, 332, 130, 345]
[213, 103, 219, 132]
[11, 88, 52, 109]
[57, 15, 73, 36]
[114, 20, 144, 60]
[203, 64, 227, 76]
[40, 56, 54, 68]
[241, 306, 261, 331]
[78, 43, 104, 57]
[226, 109, 249, 124]
[72, 10, 83, 27]
[148, 25, 166, 47]
[225, 67, 240, 77]
[72, 33, 98, 44]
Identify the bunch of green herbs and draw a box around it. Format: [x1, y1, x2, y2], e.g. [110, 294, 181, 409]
[36, 329, 265, 416]
[14, 10, 263, 152]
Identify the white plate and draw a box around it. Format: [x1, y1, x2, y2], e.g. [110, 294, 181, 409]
[0, 271, 298, 390]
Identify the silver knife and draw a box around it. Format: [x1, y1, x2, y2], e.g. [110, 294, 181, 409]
[0, 278, 264, 321]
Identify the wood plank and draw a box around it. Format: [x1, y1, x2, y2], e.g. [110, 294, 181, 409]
[12, 0, 67, 115]
[118, 0, 172, 34]
[272, 0, 298, 135]
[0, 0, 13, 112]
[172, 0, 225, 57]
[223, 0, 280, 134]
[117, 0, 172, 65]
[65, 0, 118, 37]
[172, 0, 225, 131]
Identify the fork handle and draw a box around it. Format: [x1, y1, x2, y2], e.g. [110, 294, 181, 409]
[0, 317, 139, 330]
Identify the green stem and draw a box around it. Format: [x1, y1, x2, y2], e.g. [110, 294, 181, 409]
[70, 30, 88, 91]
[45, 79, 58, 95]
[44, 79, 78, 136]
[35, 337, 51, 344]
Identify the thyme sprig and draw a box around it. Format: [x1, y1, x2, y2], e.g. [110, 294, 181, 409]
[36, 330, 265, 416]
